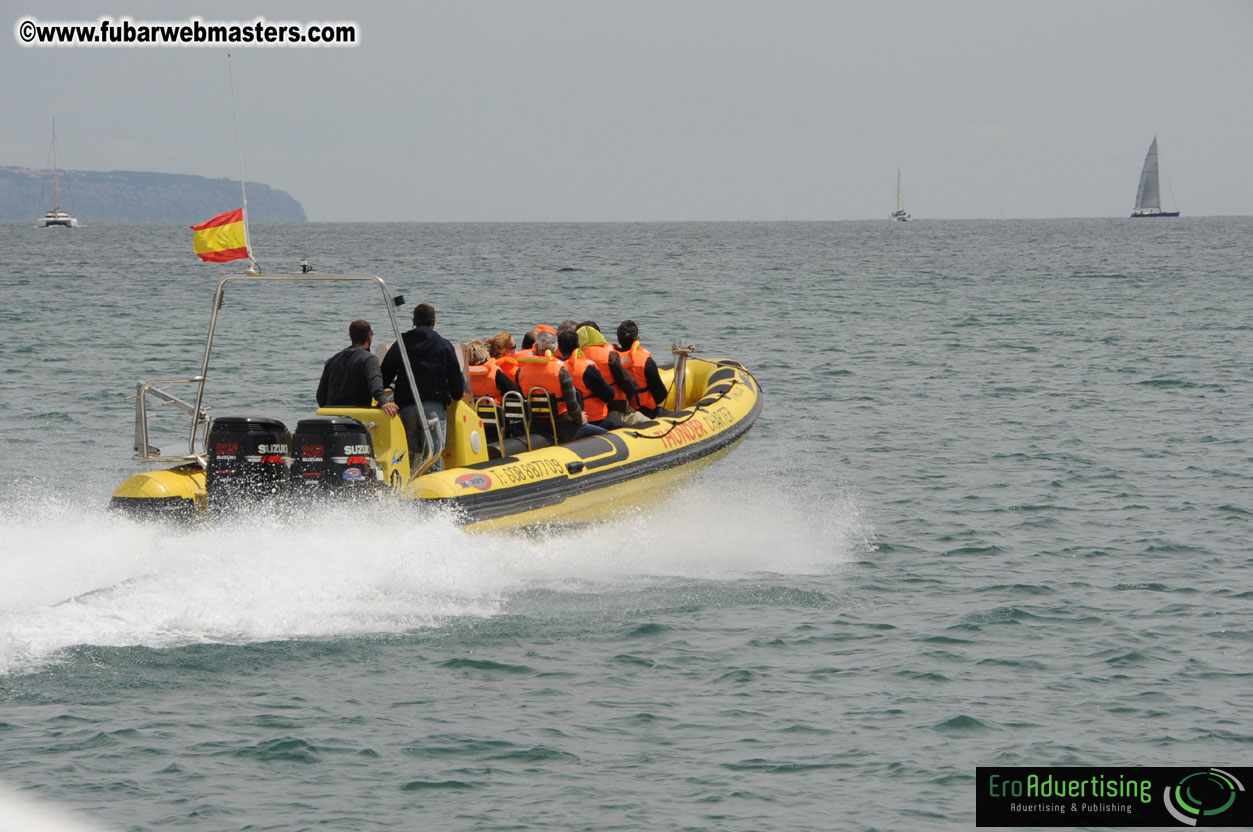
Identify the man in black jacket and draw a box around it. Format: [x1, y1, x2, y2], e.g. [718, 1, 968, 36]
[380, 303, 464, 472]
[317, 319, 399, 416]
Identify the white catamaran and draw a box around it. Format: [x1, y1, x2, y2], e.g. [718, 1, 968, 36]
[40, 119, 78, 228]
[890, 168, 911, 222]
[1131, 136, 1179, 218]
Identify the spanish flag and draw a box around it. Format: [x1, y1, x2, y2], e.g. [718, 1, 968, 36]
[191, 209, 249, 263]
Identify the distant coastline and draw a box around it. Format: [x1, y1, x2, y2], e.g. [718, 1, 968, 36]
[0, 166, 306, 222]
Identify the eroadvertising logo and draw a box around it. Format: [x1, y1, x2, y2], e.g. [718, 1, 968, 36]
[976, 767, 1251, 827]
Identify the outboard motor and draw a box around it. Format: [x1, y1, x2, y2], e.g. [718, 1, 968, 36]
[205, 416, 291, 507]
[289, 416, 379, 494]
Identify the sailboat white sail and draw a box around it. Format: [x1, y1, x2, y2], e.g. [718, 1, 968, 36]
[890, 168, 911, 222]
[41, 119, 78, 228]
[1131, 136, 1179, 218]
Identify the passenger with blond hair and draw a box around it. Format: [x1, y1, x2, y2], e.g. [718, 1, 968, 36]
[466, 339, 521, 405]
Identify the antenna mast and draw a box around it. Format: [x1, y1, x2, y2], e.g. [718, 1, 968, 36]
[227, 53, 259, 274]
[51, 118, 60, 211]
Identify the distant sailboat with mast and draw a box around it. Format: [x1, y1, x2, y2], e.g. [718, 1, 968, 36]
[40, 119, 77, 228]
[890, 168, 911, 222]
[1130, 136, 1179, 218]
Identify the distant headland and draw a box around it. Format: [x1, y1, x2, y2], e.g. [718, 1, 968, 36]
[0, 167, 306, 222]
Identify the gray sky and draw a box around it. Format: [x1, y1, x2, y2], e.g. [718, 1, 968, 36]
[3, 0, 1251, 221]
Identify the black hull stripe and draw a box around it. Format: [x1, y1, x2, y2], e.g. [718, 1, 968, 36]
[438, 379, 762, 524]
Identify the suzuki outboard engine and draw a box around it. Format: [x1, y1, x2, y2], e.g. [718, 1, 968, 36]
[289, 416, 379, 494]
[205, 416, 291, 507]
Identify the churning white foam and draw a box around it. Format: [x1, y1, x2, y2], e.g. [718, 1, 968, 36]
[0, 480, 868, 675]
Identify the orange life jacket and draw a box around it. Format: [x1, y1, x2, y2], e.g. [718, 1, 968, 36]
[469, 358, 503, 403]
[563, 351, 608, 422]
[581, 342, 626, 404]
[496, 353, 519, 380]
[515, 352, 568, 415]
[615, 341, 656, 410]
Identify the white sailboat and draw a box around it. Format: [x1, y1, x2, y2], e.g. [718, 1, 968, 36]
[1130, 136, 1179, 218]
[890, 168, 911, 222]
[40, 119, 78, 228]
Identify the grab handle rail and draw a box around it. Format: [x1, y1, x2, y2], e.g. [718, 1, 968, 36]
[128, 377, 210, 461]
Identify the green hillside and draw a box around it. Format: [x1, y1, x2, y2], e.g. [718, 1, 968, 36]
[0, 167, 306, 222]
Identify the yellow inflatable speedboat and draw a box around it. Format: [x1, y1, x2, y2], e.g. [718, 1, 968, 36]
[110, 273, 762, 531]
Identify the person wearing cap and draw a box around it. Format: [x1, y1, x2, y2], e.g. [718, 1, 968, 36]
[317, 319, 399, 417]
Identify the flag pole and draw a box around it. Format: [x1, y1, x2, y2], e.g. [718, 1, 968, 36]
[227, 53, 259, 274]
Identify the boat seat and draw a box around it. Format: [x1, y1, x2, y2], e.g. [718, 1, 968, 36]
[527, 387, 559, 446]
[486, 435, 549, 460]
[500, 390, 531, 452]
[475, 396, 508, 453]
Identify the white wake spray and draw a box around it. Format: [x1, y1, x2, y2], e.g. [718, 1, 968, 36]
[0, 478, 868, 675]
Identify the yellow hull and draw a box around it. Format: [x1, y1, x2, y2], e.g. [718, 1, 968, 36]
[110, 357, 761, 529]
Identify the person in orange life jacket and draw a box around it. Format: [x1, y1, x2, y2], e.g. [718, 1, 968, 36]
[576, 322, 648, 424]
[317, 319, 401, 417]
[486, 331, 519, 380]
[578, 321, 631, 395]
[521, 324, 556, 352]
[485, 331, 528, 436]
[615, 319, 672, 419]
[514, 330, 606, 443]
[467, 338, 527, 441]
[380, 303, 464, 472]
[466, 340, 521, 404]
[556, 328, 626, 430]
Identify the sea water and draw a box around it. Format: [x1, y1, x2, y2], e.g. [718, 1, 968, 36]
[0, 219, 1250, 830]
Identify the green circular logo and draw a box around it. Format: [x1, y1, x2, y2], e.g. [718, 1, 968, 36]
[1164, 769, 1244, 826]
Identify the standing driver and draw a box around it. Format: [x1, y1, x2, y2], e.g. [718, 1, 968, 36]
[317, 319, 400, 417]
[380, 303, 464, 472]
